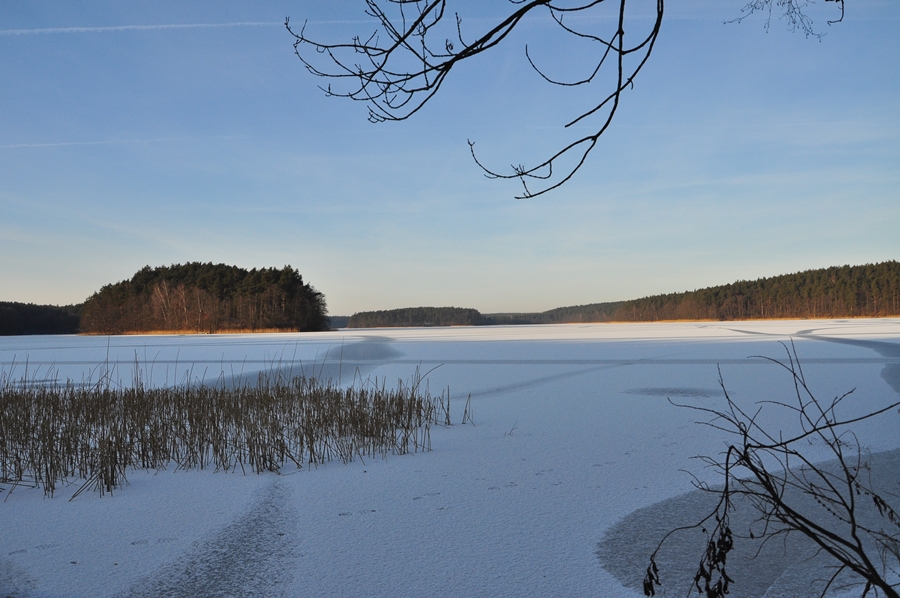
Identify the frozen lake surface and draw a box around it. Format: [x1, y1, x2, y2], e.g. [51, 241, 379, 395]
[1, 319, 899, 597]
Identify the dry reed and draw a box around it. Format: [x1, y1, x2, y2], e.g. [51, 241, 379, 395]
[0, 364, 442, 499]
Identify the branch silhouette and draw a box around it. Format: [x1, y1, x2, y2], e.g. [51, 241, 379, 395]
[645, 341, 900, 598]
[287, 0, 846, 198]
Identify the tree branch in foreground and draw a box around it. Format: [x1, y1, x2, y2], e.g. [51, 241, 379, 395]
[645, 341, 900, 598]
[286, 0, 663, 198]
[287, 1, 847, 198]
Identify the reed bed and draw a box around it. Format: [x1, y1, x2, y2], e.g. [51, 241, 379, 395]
[0, 367, 444, 499]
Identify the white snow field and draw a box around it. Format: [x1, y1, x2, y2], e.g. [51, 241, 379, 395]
[1, 319, 899, 597]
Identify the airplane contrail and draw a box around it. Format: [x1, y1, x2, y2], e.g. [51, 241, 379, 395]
[0, 136, 246, 150]
[0, 12, 724, 38]
[0, 22, 282, 35]
[1, 141, 108, 149]
[0, 19, 390, 36]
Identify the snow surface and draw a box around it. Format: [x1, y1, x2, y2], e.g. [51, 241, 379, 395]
[1, 319, 899, 597]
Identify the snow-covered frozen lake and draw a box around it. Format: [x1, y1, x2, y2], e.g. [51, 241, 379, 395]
[2, 319, 899, 597]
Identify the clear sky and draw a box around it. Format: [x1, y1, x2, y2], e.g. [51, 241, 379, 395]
[2, 0, 898, 316]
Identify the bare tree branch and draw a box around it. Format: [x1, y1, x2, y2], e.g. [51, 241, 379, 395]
[730, 0, 846, 38]
[645, 342, 900, 598]
[286, 0, 662, 199]
[287, 0, 846, 198]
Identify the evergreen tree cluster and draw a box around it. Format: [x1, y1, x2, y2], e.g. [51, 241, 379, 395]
[612, 261, 900, 322]
[0, 302, 81, 335]
[348, 307, 483, 328]
[343, 262, 900, 329]
[484, 262, 900, 325]
[80, 263, 328, 334]
[536, 302, 624, 324]
[476, 304, 622, 325]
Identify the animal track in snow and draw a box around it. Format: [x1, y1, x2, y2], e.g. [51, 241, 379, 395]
[413, 492, 440, 501]
[338, 509, 376, 517]
[8, 543, 61, 556]
[128, 538, 176, 546]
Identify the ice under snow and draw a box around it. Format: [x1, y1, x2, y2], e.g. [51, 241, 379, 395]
[1, 319, 899, 597]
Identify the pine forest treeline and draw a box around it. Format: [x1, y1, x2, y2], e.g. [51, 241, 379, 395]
[345, 262, 900, 328]
[0, 303, 81, 335]
[4, 261, 899, 335]
[348, 307, 482, 328]
[612, 261, 900, 322]
[502, 261, 900, 324]
[80, 263, 328, 334]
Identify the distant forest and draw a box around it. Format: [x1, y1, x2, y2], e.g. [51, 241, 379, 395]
[0, 302, 81, 335]
[486, 302, 624, 325]
[347, 305, 626, 328]
[610, 261, 900, 322]
[348, 307, 483, 328]
[81, 263, 329, 334]
[344, 262, 900, 328]
[4, 261, 899, 335]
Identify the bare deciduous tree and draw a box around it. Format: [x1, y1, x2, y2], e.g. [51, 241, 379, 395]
[733, 0, 845, 37]
[645, 343, 900, 598]
[286, 0, 845, 198]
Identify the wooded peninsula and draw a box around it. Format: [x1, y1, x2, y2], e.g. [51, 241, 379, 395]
[79, 263, 329, 334]
[349, 261, 900, 328]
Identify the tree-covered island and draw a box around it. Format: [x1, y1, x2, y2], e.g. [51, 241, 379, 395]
[80, 263, 328, 334]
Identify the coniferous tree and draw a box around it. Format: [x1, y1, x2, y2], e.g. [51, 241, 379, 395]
[80, 263, 328, 334]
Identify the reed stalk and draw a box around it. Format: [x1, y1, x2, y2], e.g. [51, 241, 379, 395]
[0, 365, 443, 499]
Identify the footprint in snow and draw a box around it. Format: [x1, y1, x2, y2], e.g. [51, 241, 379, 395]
[413, 492, 441, 501]
[121, 479, 300, 598]
[8, 549, 26, 556]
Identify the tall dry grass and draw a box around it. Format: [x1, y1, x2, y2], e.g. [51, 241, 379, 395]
[0, 364, 443, 499]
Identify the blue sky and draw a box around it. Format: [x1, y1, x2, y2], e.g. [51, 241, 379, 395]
[2, 1, 898, 316]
